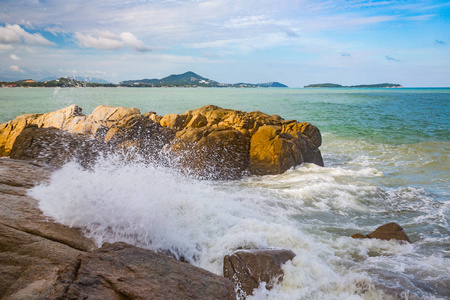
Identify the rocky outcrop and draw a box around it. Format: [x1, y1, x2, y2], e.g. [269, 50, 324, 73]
[0, 158, 236, 299]
[162, 105, 323, 178]
[0, 104, 323, 179]
[223, 249, 296, 298]
[9, 126, 106, 169]
[167, 127, 250, 180]
[351, 223, 411, 243]
[50, 242, 236, 300]
[0, 157, 95, 298]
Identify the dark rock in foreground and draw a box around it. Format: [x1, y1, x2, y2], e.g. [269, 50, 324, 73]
[0, 157, 95, 298]
[0, 158, 236, 299]
[50, 242, 235, 300]
[223, 249, 296, 298]
[352, 223, 411, 243]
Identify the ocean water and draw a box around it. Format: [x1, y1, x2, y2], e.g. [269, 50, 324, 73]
[1, 87, 449, 299]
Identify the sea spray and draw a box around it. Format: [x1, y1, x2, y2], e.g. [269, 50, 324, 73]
[28, 151, 449, 299]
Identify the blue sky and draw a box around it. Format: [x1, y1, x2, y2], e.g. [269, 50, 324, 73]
[0, 0, 449, 87]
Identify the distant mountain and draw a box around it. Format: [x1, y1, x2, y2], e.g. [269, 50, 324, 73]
[39, 76, 111, 84]
[304, 83, 402, 88]
[120, 71, 288, 88]
[120, 71, 218, 86]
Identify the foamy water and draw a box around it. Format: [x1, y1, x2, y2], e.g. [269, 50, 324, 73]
[3, 87, 447, 299]
[29, 141, 449, 299]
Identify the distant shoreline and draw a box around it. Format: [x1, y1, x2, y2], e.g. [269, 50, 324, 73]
[304, 83, 403, 88]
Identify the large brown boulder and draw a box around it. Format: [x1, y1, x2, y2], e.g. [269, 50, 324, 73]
[9, 126, 105, 169]
[249, 125, 304, 175]
[168, 127, 249, 180]
[159, 105, 323, 178]
[49, 242, 236, 300]
[351, 223, 411, 243]
[0, 105, 84, 156]
[223, 249, 296, 298]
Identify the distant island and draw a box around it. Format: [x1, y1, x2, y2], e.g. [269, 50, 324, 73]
[0, 77, 115, 88]
[120, 71, 288, 88]
[1, 72, 288, 88]
[304, 83, 403, 88]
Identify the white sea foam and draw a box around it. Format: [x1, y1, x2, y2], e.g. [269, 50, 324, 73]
[29, 153, 449, 299]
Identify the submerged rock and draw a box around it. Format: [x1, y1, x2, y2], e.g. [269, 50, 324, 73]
[0, 104, 324, 179]
[223, 249, 296, 298]
[351, 223, 411, 243]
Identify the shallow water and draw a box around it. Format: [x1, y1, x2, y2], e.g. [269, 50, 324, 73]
[1, 87, 449, 299]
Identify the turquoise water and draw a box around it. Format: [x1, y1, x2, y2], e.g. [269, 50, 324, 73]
[1, 87, 448, 144]
[2, 87, 450, 299]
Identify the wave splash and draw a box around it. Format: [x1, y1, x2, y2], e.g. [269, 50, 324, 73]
[29, 154, 448, 299]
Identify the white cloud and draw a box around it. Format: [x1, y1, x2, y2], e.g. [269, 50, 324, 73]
[45, 26, 66, 36]
[10, 54, 21, 60]
[75, 31, 123, 50]
[0, 24, 56, 46]
[9, 65, 24, 72]
[120, 32, 152, 52]
[75, 30, 152, 52]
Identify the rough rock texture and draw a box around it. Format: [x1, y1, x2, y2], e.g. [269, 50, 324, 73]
[223, 249, 296, 298]
[1, 104, 323, 179]
[351, 223, 411, 243]
[168, 127, 250, 180]
[49, 242, 236, 300]
[9, 126, 105, 169]
[161, 105, 323, 178]
[0, 157, 95, 299]
[0, 158, 236, 299]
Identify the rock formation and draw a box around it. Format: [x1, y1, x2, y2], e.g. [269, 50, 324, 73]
[49, 242, 235, 300]
[223, 249, 296, 298]
[0, 158, 236, 299]
[351, 223, 411, 243]
[0, 104, 323, 179]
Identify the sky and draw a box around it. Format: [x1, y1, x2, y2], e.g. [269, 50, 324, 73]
[0, 0, 449, 87]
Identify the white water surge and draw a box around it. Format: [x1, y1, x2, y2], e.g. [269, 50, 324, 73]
[29, 148, 449, 299]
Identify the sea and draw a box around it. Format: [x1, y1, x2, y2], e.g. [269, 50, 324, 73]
[1, 87, 449, 299]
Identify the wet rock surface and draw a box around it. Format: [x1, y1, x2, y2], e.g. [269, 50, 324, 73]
[0, 158, 236, 299]
[223, 249, 296, 298]
[0, 104, 323, 179]
[351, 222, 411, 243]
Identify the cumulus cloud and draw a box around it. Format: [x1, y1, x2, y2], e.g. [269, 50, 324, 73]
[120, 32, 153, 52]
[0, 24, 56, 47]
[75, 30, 152, 52]
[9, 65, 24, 72]
[10, 54, 21, 60]
[75, 31, 123, 50]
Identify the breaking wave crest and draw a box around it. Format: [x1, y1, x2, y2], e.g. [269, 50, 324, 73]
[28, 151, 449, 299]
